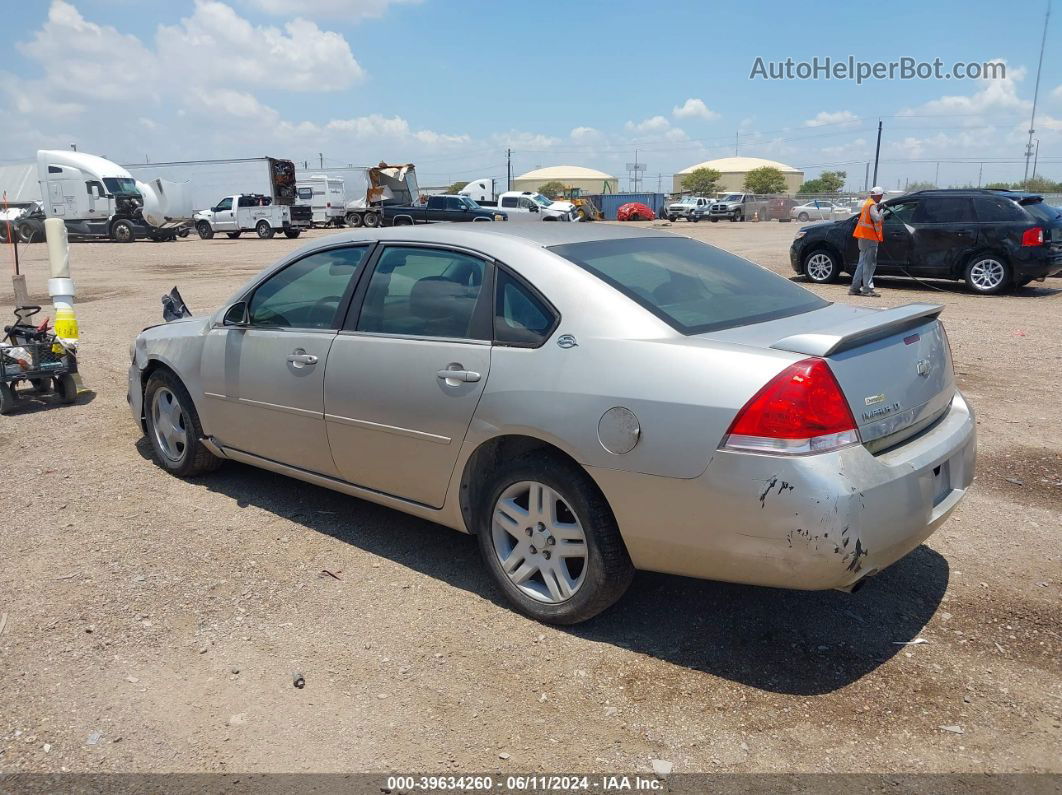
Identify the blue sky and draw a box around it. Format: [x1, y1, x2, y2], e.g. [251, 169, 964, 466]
[1, 0, 1059, 189]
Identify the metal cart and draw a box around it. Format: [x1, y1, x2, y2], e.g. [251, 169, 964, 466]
[1, 306, 78, 415]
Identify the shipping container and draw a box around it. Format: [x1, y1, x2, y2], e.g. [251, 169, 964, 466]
[580, 192, 668, 220]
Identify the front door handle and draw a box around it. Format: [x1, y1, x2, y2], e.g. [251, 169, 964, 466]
[288, 350, 318, 365]
[437, 368, 481, 383]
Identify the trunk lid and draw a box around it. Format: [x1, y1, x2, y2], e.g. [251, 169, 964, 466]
[701, 302, 956, 451]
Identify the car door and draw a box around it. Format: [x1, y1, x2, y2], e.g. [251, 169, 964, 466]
[908, 197, 977, 276]
[324, 244, 493, 507]
[199, 245, 371, 475]
[876, 199, 919, 271]
[211, 197, 235, 231]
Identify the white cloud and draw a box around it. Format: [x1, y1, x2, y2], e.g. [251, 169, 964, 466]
[243, 0, 420, 19]
[570, 126, 601, 142]
[188, 89, 280, 124]
[1051, 84, 1062, 102]
[325, 114, 467, 146]
[804, 110, 860, 128]
[625, 115, 671, 134]
[901, 60, 1029, 117]
[672, 98, 718, 121]
[663, 127, 688, 141]
[18, 1, 158, 101]
[156, 2, 364, 92]
[490, 130, 562, 149]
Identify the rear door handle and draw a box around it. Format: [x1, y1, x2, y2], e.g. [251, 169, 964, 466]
[288, 351, 318, 365]
[437, 368, 481, 383]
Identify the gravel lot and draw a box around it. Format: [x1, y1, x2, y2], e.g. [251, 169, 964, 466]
[0, 221, 1059, 775]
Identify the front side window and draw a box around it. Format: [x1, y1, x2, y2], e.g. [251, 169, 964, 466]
[494, 271, 557, 347]
[215, 197, 233, 211]
[248, 246, 368, 329]
[102, 177, 138, 197]
[550, 236, 826, 335]
[884, 201, 918, 225]
[913, 197, 975, 224]
[357, 247, 486, 339]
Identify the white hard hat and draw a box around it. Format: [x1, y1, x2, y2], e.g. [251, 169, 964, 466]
[870, 186, 884, 195]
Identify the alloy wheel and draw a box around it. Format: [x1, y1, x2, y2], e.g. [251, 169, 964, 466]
[968, 258, 1005, 291]
[806, 252, 835, 281]
[151, 387, 188, 463]
[491, 481, 588, 604]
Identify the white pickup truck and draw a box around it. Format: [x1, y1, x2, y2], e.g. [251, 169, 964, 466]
[665, 196, 711, 221]
[194, 194, 311, 239]
[460, 181, 576, 221]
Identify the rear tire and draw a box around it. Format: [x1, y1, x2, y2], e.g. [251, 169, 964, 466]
[798, 212, 810, 221]
[17, 219, 44, 243]
[56, 373, 77, 404]
[111, 219, 135, 243]
[363, 212, 380, 228]
[256, 220, 275, 239]
[964, 255, 1010, 295]
[143, 370, 222, 478]
[346, 212, 363, 228]
[284, 229, 301, 239]
[196, 221, 214, 240]
[476, 453, 634, 625]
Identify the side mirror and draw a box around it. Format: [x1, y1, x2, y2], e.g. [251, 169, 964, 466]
[223, 301, 249, 326]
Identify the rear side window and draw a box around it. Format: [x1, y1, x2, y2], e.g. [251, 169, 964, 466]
[501, 197, 518, 208]
[913, 197, 975, 223]
[494, 271, 557, 347]
[974, 197, 1026, 222]
[550, 236, 827, 335]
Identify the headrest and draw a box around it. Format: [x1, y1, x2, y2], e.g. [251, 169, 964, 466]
[409, 276, 474, 320]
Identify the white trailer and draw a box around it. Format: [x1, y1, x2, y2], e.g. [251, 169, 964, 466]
[295, 174, 347, 227]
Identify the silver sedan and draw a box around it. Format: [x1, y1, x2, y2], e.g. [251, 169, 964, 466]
[791, 200, 852, 222]
[129, 224, 976, 624]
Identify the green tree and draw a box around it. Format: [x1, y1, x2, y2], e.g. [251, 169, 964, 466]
[799, 170, 847, 194]
[905, 181, 937, 192]
[681, 167, 723, 196]
[983, 181, 1012, 190]
[1024, 176, 1062, 193]
[447, 181, 468, 194]
[742, 166, 787, 194]
[537, 180, 567, 198]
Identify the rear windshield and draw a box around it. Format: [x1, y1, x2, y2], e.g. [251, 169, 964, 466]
[1023, 200, 1062, 224]
[550, 236, 828, 334]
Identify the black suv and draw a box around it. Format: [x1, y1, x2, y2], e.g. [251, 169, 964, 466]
[790, 189, 1062, 294]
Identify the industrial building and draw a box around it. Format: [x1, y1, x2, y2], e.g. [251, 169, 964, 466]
[673, 156, 803, 195]
[513, 165, 619, 195]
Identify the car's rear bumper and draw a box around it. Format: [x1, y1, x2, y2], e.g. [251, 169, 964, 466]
[1011, 247, 1062, 278]
[588, 391, 975, 591]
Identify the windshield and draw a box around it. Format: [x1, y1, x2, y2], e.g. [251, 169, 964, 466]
[1023, 200, 1062, 223]
[459, 196, 479, 209]
[531, 194, 552, 207]
[550, 236, 827, 335]
[721, 194, 742, 202]
[103, 177, 139, 197]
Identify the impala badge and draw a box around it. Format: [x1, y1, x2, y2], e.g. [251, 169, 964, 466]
[916, 358, 932, 377]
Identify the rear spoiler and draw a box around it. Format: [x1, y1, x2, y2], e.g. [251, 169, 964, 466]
[771, 302, 943, 357]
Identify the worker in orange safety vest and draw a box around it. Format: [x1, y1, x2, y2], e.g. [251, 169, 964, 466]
[850, 186, 885, 297]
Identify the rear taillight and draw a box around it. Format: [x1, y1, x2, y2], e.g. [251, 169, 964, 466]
[1021, 227, 1044, 246]
[722, 357, 860, 455]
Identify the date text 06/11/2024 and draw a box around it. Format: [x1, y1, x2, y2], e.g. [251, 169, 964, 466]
[384, 775, 665, 791]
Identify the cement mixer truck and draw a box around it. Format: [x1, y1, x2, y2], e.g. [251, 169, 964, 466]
[0, 150, 193, 243]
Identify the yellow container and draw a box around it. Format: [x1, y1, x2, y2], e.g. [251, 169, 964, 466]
[53, 306, 79, 354]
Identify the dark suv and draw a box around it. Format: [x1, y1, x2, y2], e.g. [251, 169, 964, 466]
[790, 189, 1062, 294]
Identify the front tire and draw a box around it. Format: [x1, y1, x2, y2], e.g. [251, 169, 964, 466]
[256, 220, 275, 239]
[803, 248, 841, 283]
[196, 221, 214, 240]
[964, 255, 1010, 295]
[111, 219, 135, 243]
[55, 373, 77, 404]
[477, 454, 634, 625]
[798, 212, 810, 221]
[284, 228, 302, 239]
[143, 370, 222, 477]
[226, 231, 241, 239]
[0, 382, 17, 415]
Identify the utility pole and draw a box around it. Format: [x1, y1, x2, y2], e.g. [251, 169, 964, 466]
[506, 148, 512, 191]
[318, 152, 324, 170]
[864, 162, 869, 192]
[871, 119, 882, 187]
[1032, 139, 1040, 180]
[735, 131, 739, 156]
[934, 161, 940, 187]
[977, 162, 983, 187]
[1024, 1, 1051, 187]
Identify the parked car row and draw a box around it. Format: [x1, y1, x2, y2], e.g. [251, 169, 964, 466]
[791, 189, 1062, 294]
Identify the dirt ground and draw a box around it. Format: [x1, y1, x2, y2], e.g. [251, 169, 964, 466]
[0, 220, 1059, 776]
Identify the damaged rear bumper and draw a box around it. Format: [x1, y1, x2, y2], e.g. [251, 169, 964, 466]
[588, 391, 976, 591]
